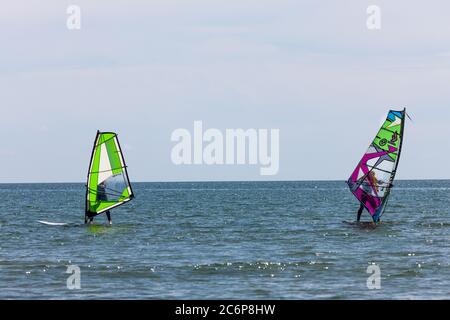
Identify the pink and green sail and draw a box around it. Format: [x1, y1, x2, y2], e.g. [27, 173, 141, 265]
[347, 109, 406, 222]
[86, 131, 134, 217]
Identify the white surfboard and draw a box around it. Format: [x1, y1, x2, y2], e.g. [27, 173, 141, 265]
[37, 220, 68, 226]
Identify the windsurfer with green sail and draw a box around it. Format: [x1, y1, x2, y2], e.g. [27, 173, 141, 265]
[348, 109, 406, 224]
[85, 131, 134, 225]
[85, 181, 112, 225]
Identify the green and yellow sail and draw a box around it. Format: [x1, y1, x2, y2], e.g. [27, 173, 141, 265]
[86, 131, 134, 218]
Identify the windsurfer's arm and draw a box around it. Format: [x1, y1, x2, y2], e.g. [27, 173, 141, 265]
[372, 175, 379, 192]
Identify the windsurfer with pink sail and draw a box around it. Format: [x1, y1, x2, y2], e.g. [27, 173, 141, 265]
[347, 108, 407, 224]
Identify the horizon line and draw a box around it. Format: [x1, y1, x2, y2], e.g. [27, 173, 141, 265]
[1, 178, 450, 185]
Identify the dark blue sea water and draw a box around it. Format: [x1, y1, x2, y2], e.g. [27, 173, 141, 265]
[0, 181, 449, 299]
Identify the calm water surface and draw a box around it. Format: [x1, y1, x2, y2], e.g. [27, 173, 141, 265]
[0, 181, 449, 299]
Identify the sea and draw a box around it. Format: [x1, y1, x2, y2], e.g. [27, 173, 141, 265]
[0, 181, 449, 299]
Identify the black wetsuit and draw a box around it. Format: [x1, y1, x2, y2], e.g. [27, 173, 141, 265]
[357, 203, 364, 222]
[85, 183, 112, 224]
[357, 177, 377, 222]
[105, 211, 111, 223]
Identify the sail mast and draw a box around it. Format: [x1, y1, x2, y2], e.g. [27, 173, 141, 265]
[85, 130, 100, 217]
[375, 108, 406, 220]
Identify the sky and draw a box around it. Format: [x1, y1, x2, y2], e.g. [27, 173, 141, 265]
[1, 0, 450, 183]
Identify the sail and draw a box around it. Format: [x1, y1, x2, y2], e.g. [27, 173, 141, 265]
[86, 131, 134, 217]
[347, 109, 406, 222]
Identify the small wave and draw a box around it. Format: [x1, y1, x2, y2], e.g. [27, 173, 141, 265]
[388, 269, 422, 278]
[191, 260, 332, 274]
[417, 222, 450, 228]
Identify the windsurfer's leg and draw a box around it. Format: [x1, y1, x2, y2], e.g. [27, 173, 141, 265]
[85, 212, 94, 224]
[106, 211, 112, 224]
[357, 204, 364, 221]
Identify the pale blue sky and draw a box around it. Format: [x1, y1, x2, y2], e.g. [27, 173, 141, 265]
[1, 1, 449, 182]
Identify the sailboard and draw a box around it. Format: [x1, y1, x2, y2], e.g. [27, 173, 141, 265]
[37, 220, 68, 226]
[85, 131, 134, 221]
[347, 109, 406, 222]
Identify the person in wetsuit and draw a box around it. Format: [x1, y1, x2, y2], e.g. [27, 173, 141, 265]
[86, 181, 112, 225]
[357, 171, 379, 222]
